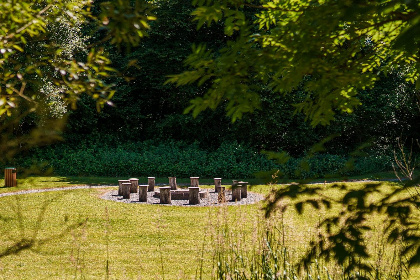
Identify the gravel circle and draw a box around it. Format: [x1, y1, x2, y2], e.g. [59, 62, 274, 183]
[100, 189, 265, 207]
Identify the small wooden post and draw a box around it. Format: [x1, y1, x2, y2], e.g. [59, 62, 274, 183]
[239, 181, 248, 198]
[129, 178, 139, 193]
[190, 177, 199, 188]
[4, 168, 17, 187]
[122, 183, 131, 199]
[148, 177, 155, 191]
[160, 187, 171, 204]
[214, 178, 222, 192]
[118, 180, 130, 196]
[168, 177, 177, 190]
[139, 185, 148, 202]
[218, 186, 226, 204]
[189, 187, 200, 205]
[232, 184, 242, 201]
[232, 180, 239, 186]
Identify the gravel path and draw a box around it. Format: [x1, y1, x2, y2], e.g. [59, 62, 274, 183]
[0, 185, 113, 198]
[101, 189, 265, 207]
[0, 185, 265, 207]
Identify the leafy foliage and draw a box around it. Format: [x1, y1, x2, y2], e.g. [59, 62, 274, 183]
[169, 0, 420, 126]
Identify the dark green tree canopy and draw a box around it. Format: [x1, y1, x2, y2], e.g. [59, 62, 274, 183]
[169, 0, 420, 126]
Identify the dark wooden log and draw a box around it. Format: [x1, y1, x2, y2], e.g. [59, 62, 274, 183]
[129, 178, 139, 193]
[168, 177, 177, 190]
[122, 183, 131, 199]
[190, 177, 199, 188]
[148, 177, 155, 191]
[214, 178, 222, 192]
[139, 185, 148, 202]
[188, 187, 200, 205]
[218, 187, 226, 203]
[118, 180, 130, 196]
[4, 168, 17, 187]
[239, 181, 248, 198]
[160, 187, 171, 204]
[232, 184, 242, 201]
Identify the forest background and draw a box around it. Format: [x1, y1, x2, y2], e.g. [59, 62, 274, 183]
[3, 0, 420, 180]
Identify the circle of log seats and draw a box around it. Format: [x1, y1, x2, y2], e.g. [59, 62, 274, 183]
[232, 184, 242, 201]
[218, 187, 226, 203]
[138, 185, 148, 202]
[118, 180, 130, 196]
[148, 177, 155, 191]
[4, 167, 17, 187]
[122, 183, 131, 199]
[159, 187, 171, 204]
[168, 177, 177, 190]
[129, 178, 139, 193]
[188, 187, 200, 205]
[214, 178, 222, 192]
[238, 181, 248, 198]
[190, 177, 199, 188]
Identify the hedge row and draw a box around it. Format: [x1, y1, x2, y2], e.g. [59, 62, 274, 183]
[14, 141, 395, 179]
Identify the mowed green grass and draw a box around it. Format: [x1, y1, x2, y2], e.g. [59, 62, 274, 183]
[0, 177, 419, 279]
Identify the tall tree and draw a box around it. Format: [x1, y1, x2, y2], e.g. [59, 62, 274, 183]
[0, 0, 155, 160]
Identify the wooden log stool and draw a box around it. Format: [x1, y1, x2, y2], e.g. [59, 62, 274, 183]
[214, 178, 222, 192]
[118, 180, 130, 196]
[4, 168, 17, 187]
[122, 182, 131, 199]
[139, 185, 148, 202]
[148, 177, 155, 191]
[190, 177, 199, 188]
[232, 183, 242, 202]
[238, 181, 249, 198]
[168, 177, 177, 190]
[160, 187, 171, 204]
[188, 187, 200, 205]
[217, 186, 226, 204]
[129, 178, 139, 193]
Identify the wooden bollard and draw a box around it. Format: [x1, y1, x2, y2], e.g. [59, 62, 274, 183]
[168, 177, 177, 190]
[190, 177, 199, 188]
[214, 178, 222, 192]
[160, 187, 171, 204]
[189, 187, 200, 205]
[239, 181, 248, 198]
[122, 182, 131, 199]
[129, 178, 139, 193]
[232, 184, 242, 201]
[139, 185, 148, 202]
[148, 177, 155, 191]
[4, 168, 17, 187]
[118, 180, 130, 196]
[218, 186, 226, 204]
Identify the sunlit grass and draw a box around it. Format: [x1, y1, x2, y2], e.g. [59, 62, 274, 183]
[0, 177, 419, 279]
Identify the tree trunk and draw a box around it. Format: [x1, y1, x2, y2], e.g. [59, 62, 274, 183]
[122, 183, 131, 199]
[160, 187, 171, 204]
[190, 177, 199, 188]
[168, 177, 177, 190]
[148, 177, 155, 191]
[214, 178, 222, 192]
[129, 178, 139, 193]
[139, 185, 148, 202]
[4, 168, 17, 187]
[118, 180, 130, 196]
[189, 187, 200, 205]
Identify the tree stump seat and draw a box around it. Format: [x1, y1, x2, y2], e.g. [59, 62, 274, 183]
[153, 189, 207, 200]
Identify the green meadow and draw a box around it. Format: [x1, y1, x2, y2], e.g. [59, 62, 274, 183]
[0, 177, 418, 279]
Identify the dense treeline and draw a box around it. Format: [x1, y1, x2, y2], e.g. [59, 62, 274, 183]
[12, 0, 420, 178]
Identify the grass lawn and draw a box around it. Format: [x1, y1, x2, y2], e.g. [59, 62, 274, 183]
[0, 177, 419, 279]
